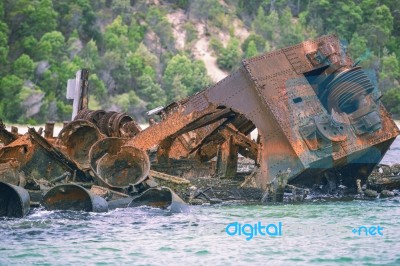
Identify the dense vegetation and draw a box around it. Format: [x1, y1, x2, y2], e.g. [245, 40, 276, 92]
[0, 0, 399, 124]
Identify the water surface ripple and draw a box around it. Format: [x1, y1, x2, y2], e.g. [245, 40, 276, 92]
[1, 199, 400, 266]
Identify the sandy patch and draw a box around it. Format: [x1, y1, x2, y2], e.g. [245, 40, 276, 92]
[166, 9, 187, 50]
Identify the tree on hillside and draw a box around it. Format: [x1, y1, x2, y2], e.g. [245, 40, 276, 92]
[252, 7, 278, 40]
[306, 0, 363, 40]
[13, 54, 35, 80]
[278, 7, 304, 47]
[0, 21, 9, 73]
[242, 34, 265, 54]
[349, 33, 370, 61]
[4, 0, 58, 60]
[146, 6, 175, 52]
[359, 5, 393, 56]
[37, 31, 66, 61]
[244, 40, 258, 58]
[217, 38, 242, 71]
[0, 75, 24, 121]
[379, 52, 400, 93]
[163, 54, 211, 102]
[190, 0, 222, 34]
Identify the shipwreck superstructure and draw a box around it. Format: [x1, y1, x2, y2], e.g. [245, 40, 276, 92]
[1, 35, 399, 217]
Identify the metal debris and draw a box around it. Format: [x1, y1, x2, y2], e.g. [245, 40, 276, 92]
[0, 181, 30, 218]
[0, 35, 400, 217]
[41, 184, 108, 212]
[129, 187, 188, 213]
[89, 137, 150, 188]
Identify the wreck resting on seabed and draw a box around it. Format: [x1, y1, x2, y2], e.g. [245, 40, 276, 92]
[0, 34, 399, 218]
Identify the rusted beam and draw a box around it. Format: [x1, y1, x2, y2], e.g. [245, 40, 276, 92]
[78, 69, 89, 112]
[216, 136, 239, 179]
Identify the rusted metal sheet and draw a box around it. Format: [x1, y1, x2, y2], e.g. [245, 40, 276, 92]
[0, 128, 90, 182]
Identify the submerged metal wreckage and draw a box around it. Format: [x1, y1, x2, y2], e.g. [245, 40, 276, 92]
[1, 35, 400, 218]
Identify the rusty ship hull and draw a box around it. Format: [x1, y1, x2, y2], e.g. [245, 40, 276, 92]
[1, 34, 399, 217]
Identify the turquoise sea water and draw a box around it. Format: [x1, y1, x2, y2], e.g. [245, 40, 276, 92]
[1, 137, 399, 266]
[1, 199, 400, 266]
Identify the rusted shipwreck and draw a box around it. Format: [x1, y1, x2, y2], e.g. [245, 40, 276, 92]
[1, 34, 399, 218]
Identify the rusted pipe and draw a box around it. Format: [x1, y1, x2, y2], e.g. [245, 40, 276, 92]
[129, 187, 188, 213]
[41, 184, 108, 212]
[89, 138, 150, 188]
[0, 181, 30, 218]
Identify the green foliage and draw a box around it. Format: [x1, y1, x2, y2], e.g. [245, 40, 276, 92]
[306, 0, 363, 40]
[278, 7, 304, 47]
[379, 52, 400, 92]
[89, 74, 107, 101]
[56, 100, 73, 121]
[0, 21, 9, 69]
[53, 0, 99, 43]
[154, 19, 175, 51]
[111, 0, 131, 18]
[242, 34, 265, 54]
[146, 6, 175, 51]
[252, 8, 279, 40]
[184, 22, 198, 48]
[127, 19, 146, 51]
[166, 0, 189, 9]
[0, 75, 24, 120]
[190, 0, 223, 22]
[163, 54, 211, 102]
[137, 74, 167, 109]
[245, 40, 258, 58]
[9, 0, 58, 39]
[104, 16, 128, 51]
[358, 0, 378, 20]
[0, 75, 23, 100]
[349, 33, 370, 61]
[81, 39, 99, 69]
[13, 54, 35, 80]
[1, 0, 400, 121]
[0, 1, 4, 19]
[216, 38, 242, 71]
[37, 31, 66, 61]
[127, 43, 158, 78]
[251, 7, 311, 48]
[21, 36, 38, 57]
[359, 5, 393, 55]
[210, 37, 224, 54]
[237, 0, 264, 17]
[382, 88, 400, 117]
[111, 91, 141, 112]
